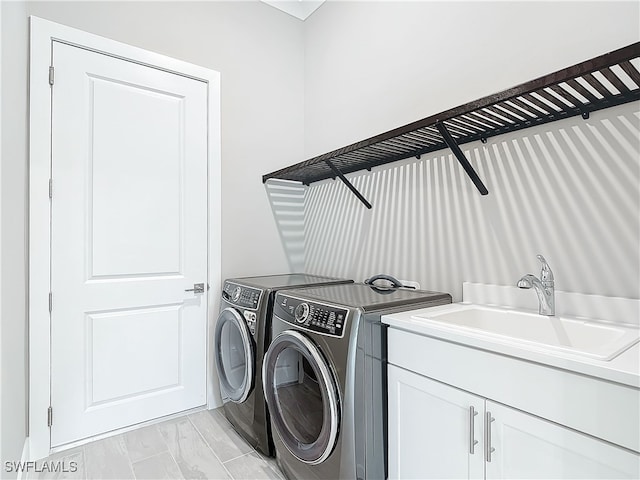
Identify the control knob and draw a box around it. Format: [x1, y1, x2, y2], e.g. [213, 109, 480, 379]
[232, 287, 241, 302]
[294, 303, 310, 323]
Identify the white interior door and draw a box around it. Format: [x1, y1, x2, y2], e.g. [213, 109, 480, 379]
[50, 41, 208, 447]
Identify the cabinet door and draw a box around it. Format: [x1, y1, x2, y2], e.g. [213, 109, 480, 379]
[388, 364, 484, 479]
[485, 401, 640, 479]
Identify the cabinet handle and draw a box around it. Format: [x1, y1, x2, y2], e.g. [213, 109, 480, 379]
[485, 411, 496, 462]
[469, 406, 479, 454]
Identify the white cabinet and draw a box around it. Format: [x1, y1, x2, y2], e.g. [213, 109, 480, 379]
[388, 365, 484, 479]
[388, 343, 640, 479]
[486, 401, 639, 479]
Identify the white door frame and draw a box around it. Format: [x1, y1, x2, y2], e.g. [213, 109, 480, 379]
[29, 16, 221, 461]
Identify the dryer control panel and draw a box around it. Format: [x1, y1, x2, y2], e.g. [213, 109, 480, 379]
[274, 293, 349, 338]
[222, 281, 262, 310]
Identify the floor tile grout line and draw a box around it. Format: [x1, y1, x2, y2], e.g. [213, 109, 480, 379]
[162, 446, 186, 480]
[219, 460, 235, 480]
[186, 413, 229, 469]
[128, 449, 171, 468]
[128, 447, 172, 467]
[125, 424, 172, 466]
[209, 409, 235, 432]
[158, 417, 190, 480]
[262, 458, 285, 480]
[119, 434, 137, 480]
[190, 415, 236, 480]
[221, 449, 258, 465]
[190, 409, 283, 478]
[224, 449, 287, 480]
[187, 411, 262, 480]
[83, 434, 135, 480]
[130, 419, 187, 479]
[260, 455, 285, 480]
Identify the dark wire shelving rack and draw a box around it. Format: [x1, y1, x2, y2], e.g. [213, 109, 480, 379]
[263, 42, 640, 209]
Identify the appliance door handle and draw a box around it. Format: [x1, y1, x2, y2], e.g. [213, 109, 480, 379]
[469, 406, 479, 454]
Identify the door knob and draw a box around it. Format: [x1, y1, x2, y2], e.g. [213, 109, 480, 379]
[185, 283, 205, 294]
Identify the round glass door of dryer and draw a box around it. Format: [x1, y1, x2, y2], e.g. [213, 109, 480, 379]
[262, 331, 340, 465]
[214, 308, 254, 403]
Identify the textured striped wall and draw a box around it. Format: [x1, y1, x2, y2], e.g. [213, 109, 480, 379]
[289, 102, 639, 301]
[264, 179, 306, 272]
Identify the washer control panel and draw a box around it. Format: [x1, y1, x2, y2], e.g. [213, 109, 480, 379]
[274, 293, 349, 338]
[243, 310, 257, 335]
[222, 281, 262, 310]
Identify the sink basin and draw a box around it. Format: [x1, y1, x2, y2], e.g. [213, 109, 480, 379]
[411, 305, 640, 361]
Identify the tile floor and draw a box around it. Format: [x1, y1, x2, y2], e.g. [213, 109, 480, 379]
[29, 408, 284, 480]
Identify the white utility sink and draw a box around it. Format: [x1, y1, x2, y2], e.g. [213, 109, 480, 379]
[411, 305, 640, 361]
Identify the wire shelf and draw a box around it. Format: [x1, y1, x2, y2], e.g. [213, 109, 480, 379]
[263, 43, 640, 192]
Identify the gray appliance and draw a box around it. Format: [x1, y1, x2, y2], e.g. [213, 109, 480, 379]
[262, 279, 452, 479]
[214, 274, 352, 456]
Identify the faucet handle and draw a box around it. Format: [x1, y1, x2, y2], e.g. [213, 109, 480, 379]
[536, 254, 554, 283]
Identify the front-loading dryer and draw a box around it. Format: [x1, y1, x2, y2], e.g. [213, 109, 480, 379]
[214, 274, 352, 456]
[262, 280, 451, 479]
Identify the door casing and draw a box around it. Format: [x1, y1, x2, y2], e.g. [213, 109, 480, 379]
[28, 16, 222, 461]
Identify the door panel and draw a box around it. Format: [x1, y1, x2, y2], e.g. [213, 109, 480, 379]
[485, 401, 640, 479]
[51, 41, 208, 446]
[387, 365, 485, 480]
[88, 305, 182, 405]
[90, 75, 184, 278]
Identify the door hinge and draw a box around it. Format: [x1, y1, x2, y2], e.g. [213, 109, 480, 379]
[49, 66, 54, 86]
[49, 179, 52, 199]
[48, 292, 52, 313]
[47, 406, 53, 427]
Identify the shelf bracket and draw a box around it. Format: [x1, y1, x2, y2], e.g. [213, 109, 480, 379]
[436, 122, 489, 195]
[324, 160, 372, 209]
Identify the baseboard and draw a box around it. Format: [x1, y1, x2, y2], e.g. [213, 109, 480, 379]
[49, 406, 206, 456]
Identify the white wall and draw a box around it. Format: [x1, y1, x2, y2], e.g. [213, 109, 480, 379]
[1, 0, 302, 467]
[24, 1, 304, 281]
[304, 1, 640, 157]
[0, 0, 29, 473]
[302, 1, 640, 301]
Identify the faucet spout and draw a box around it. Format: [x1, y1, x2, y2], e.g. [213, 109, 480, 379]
[517, 256, 555, 316]
[517, 274, 536, 289]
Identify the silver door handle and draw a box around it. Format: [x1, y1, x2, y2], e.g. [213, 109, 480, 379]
[185, 283, 205, 294]
[485, 411, 495, 462]
[469, 406, 479, 454]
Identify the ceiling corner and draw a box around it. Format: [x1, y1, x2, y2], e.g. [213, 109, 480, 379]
[260, 0, 326, 21]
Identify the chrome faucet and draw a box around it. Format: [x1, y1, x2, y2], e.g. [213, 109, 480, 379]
[517, 254, 555, 316]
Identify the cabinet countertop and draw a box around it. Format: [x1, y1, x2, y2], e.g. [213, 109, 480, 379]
[383, 303, 640, 389]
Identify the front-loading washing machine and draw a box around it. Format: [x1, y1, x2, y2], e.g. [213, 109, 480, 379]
[214, 274, 352, 456]
[262, 279, 451, 479]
